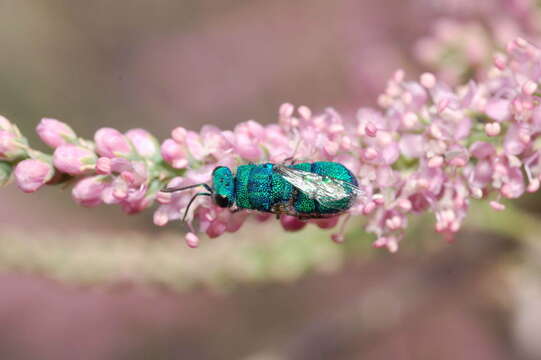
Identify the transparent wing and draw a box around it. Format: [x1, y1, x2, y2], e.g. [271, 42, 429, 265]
[274, 164, 366, 210]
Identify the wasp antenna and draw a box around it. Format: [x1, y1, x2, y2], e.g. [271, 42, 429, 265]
[161, 183, 212, 193]
[182, 192, 212, 222]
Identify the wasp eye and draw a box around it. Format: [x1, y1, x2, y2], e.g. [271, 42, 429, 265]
[214, 194, 230, 208]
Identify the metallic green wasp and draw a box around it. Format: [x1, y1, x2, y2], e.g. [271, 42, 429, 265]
[162, 161, 365, 220]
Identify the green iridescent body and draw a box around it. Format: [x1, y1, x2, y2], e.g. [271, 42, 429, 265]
[212, 161, 359, 218]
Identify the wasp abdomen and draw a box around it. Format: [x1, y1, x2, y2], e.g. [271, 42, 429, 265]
[232, 162, 358, 217]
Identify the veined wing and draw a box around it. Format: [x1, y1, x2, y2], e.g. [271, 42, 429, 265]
[274, 164, 365, 209]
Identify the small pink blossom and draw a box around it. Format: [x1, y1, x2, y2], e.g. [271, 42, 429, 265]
[36, 118, 76, 148]
[14, 159, 53, 193]
[53, 145, 97, 175]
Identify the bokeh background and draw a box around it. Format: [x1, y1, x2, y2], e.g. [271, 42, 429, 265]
[1, 0, 541, 359]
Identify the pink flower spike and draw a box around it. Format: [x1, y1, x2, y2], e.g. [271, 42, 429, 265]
[72, 176, 106, 207]
[185, 232, 199, 248]
[53, 145, 97, 175]
[94, 128, 132, 158]
[36, 118, 76, 148]
[14, 159, 53, 193]
[280, 215, 307, 231]
[125, 129, 159, 158]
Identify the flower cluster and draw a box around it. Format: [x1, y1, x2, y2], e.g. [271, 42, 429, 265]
[2, 37, 541, 251]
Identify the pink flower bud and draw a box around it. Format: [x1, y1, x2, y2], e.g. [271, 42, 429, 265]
[365, 122, 378, 137]
[484, 122, 501, 137]
[185, 232, 199, 248]
[14, 159, 54, 193]
[522, 80, 538, 96]
[161, 139, 188, 168]
[280, 215, 307, 231]
[0, 130, 25, 160]
[234, 132, 262, 161]
[363, 201, 377, 215]
[493, 53, 507, 70]
[96, 157, 112, 174]
[125, 129, 159, 158]
[490, 201, 505, 211]
[206, 220, 227, 238]
[528, 179, 540, 192]
[279, 103, 295, 118]
[156, 191, 172, 204]
[428, 155, 444, 168]
[36, 118, 76, 148]
[331, 233, 344, 243]
[362, 148, 378, 161]
[420, 72, 436, 88]
[72, 176, 106, 207]
[402, 112, 418, 128]
[94, 128, 132, 158]
[53, 145, 97, 175]
[0, 116, 11, 131]
[298, 106, 312, 120]
[171, 127, 187, 143]
[485, 99, 510, 122]
[373, 236, 399, 253]
[153, 210, 169, 226]
[312, 217, 340, 229]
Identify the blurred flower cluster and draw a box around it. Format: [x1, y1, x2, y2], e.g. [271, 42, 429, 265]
[2, 37, 541, 251]
[416, 0, 541, 83]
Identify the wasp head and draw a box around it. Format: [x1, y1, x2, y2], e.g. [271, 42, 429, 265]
[212, 166, 235, 208]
